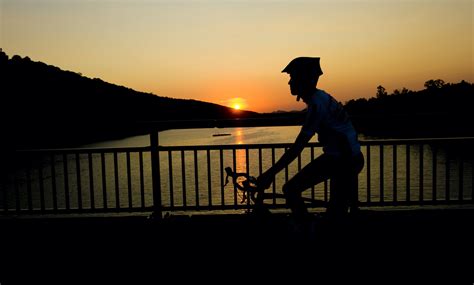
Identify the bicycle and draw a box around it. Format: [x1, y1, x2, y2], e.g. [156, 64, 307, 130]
[223, 166, 326, 216]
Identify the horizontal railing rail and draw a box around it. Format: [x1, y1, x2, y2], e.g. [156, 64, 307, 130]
[1, 120, 473, 218]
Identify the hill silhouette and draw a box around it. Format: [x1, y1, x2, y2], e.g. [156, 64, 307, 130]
[0, 50, 258, 149]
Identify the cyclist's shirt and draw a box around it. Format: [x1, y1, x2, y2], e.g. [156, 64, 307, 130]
[301, 89, 361, 157]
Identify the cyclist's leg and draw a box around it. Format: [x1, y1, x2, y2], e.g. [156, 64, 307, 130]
[327, 153, 365, 217]
[349, 153, 364, 212]
[327, 173, 350, 217]
[282, 154, 337, 220]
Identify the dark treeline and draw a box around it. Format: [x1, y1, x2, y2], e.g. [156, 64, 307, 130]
[345, 79, 474, 138]
[264, 79, 474, 139]
[0, 50, 257, 149]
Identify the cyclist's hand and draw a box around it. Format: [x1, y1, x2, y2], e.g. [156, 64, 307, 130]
[257, 170, 274, 190]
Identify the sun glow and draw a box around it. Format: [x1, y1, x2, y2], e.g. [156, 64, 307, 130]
[226, 97, 247, 111]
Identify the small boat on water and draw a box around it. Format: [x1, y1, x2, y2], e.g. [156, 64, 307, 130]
[212, 133, 231, 137]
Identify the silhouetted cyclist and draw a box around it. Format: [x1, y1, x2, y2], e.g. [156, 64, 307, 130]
[257, 57, 364, 228]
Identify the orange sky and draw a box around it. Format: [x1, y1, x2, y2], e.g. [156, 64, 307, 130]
[1, 0, 472, 113]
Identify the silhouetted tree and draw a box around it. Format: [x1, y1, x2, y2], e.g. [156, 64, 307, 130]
[400, 87, 410, 95]
[392, 87, 411, 96]
[376, 85, 388, 98]
[0, 48, 8, 64]
[11, 54, 22, 62]
[424, 79, 445, 89]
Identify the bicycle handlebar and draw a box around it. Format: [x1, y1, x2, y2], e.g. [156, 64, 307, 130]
[224, 167, 263, 204]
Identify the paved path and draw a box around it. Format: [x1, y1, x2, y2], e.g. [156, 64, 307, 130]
[1, 208, 473, 284]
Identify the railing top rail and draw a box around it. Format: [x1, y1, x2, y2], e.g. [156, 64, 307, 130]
[361, 137, 474, 145]
[15, 146, 151, 154]
[14, 137, 474, 153]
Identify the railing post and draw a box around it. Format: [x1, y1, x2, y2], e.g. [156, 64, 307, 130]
[150, 130, 162, 220]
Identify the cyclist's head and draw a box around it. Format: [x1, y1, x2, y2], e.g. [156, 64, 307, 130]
[282, 57, 323, 78]
[282, 57, 322, 99]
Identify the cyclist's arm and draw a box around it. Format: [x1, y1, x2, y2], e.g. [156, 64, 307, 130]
[270, 131, 312, 175]
[257, 131, 312, 189]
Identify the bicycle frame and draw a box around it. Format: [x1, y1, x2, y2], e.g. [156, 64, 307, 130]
[224, 167, 326, 214]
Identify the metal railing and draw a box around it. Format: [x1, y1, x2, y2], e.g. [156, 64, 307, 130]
[1, 120, 473, 218]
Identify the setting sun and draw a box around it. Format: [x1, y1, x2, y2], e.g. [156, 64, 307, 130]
[226, 97, 247, 111]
